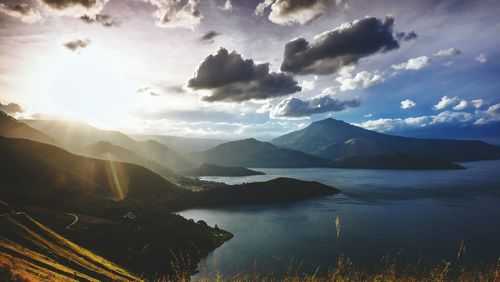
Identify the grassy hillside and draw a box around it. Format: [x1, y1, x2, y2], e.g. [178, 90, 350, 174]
[0, 203, 142, 282]
[192, 138, 334, 168]
[272, 118, 500, 162]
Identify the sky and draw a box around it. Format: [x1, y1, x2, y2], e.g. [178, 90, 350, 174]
[0, 0, 499, 142]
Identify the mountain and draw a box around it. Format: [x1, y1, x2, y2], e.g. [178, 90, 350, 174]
[168, 178, 340, 211]
[77, 140, 175, 177]
[0, 111, 57, 146]
[182, 164, 265, 177]
[271, 118, 500, 162]
[132, 134, 227, 153]
[24, 119, 195, 171]
[0, 137, 231, 277]
[0, 136, 189, 213]
[191, 138, 334, 168]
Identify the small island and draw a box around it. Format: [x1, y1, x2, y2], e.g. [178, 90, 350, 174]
[168, 177, 340, 211]
[182, 163, 265, 177]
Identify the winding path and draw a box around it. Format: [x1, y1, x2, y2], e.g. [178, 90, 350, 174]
[66, 213, 79, 230]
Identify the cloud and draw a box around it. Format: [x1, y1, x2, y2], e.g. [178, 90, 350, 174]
[141, 0, 202, 29]
[188, 48, 301, 102]
[453, 100, 468, 110]
[475, 103, 500, 125]
[281, 16, 401, 75]
[220, 0, 232, 11]
[336, 69, 384, 91]
[433, 110, 473, 124]
[38, 0, 107, 17]
[199, 30, 221, 43]
[395, 31, 417, 41]
[270, 94, 360, 119]
[432, 96, 459, 110]
[354, 116, 432, 132]
[392, 56, 431, 71]
[136, 87, 160, 96]
[471, 99, 485, 109]
[475, 52, 488, 63]
[400, 99, 416, 109]
[80, 14, 120, 27]
[255, 0, 341, 26]
[63, 39, 90, 51]
[301, 79, 315, 91]
[433, 48, 461, 59]
[0, 102, 24, 114]
[0, 3, 42, 23]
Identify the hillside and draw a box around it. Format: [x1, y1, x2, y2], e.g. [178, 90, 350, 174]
[0, 206, 142, 282]
[24, 119, 195, 171]
[191, 138, 334, 168]
[271, 118, 500, 162]
[0, 111, 57, 146]
[0, 136, 189, 214]
[182, 164, 265, 177]
[168, 178, 340, 211]
[0, 137, 232, 277]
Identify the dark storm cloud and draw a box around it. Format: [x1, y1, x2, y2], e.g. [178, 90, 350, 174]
[396, 31, 418, 41]
[0, 102, 24, 114]
[281, 16, 402, 75]
[63, 39, 90, 51]
[80, 14, 120, 27]
[41, 0, 101, 10]
[199, 30, 221, 43]
[0, 3, 42, 23]
[271, 95, 360, 118]
[188, 48, 301, 103]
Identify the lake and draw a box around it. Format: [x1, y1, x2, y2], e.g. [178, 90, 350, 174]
[179, 160, 500, 279]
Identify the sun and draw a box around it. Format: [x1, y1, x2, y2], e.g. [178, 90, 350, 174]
[26, 41, 138, 125]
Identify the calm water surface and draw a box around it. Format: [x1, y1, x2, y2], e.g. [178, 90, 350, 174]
[179, 160, 500, 279]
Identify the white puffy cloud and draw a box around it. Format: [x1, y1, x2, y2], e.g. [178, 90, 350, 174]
[471, 99, 485, 109]
[400, 99, 416, 109]
[432, 110, 473, 124]
[392, 56, 432, 71]
[354, 116, 431, 132]
[453, 100, 468, 110]
[475, 52, 488, 63]
[336, 70, 384, 91]
[432, 96, 459, 110]
[433, 48, 461, 59]
[475, 103, 500, 125]
[255, 0, 341, 26]
[270, 94, 360, 119]
[301, 79, 316, 91]
[141, 0, 202, 29]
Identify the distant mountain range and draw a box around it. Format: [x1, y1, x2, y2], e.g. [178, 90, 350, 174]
[190, 138, 334, 168]
[271, 118, 500, 162]
[25, 119, 195, 172]
[132, 134, 227, 153]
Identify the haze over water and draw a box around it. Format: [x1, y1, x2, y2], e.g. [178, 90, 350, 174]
[180, 160, 500, 278]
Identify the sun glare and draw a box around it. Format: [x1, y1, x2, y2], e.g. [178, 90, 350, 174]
[27, 41, 137, 124]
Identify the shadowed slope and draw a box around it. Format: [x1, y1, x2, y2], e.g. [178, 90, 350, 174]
[0, 136, 189, 215]
[0, 111, 57, 146]
[191, 138, 334, 168]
